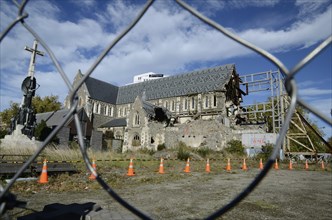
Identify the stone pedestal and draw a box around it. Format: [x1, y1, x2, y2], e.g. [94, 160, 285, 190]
[0, 125, 38, 150]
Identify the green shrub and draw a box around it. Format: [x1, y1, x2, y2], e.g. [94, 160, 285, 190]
[195, 147, 211, 158]
[103, 130, 113, 139]
[34, 119, 48, 141]
[0, 128, 8, 139]
[139, 148, 155, 156]
[69, 141, 80, 150]
[177, 141, 191, 160]
[34, 119, 59, 143]
[257, 144, 274, 160]
[157, 143, 166, 151]
[224, 140, 245, 156]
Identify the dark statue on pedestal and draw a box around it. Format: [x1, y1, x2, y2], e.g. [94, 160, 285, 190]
[10, 40, 44, 139]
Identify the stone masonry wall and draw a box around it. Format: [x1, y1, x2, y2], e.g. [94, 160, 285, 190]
[163, 118, 247, 151]
[90, 130, 103, 151]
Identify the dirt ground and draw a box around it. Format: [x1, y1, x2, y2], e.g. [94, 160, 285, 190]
[7, 168, 332, 220]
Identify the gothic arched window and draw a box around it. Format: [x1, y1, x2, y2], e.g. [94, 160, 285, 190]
[134, 112, 140, 126]
[213, 95, 217, 107]
[105, 106, 109, 116]
[110, 106, 114, 117]
[97, 103, 101, 114]
[132, 133, 140, 146]
[205, 96, 209, 108]
[171, 100, 175, 111]
[93, 103, 97, 113]
[183, 98, 188, 110]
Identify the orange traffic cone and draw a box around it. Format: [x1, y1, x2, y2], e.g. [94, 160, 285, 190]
[274, 159, 279, 170]
[127, 158, 135, 176]
[205, 159, 211, 173]
[305, 159, 309, 170]
[288, 160, 293, 170]
[38, 159, 48, 184]
[184, 158, 190, 173]
[259, 158, 263, 170]
[158, 158, 165, 174]
[89, 159, 97, 180]
[242, 158, 248, 171]
[226, 158, 231, 172]
[321, 161, 325, 170]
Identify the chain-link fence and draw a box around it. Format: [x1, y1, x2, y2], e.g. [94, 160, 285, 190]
[1, 0, 331, 219]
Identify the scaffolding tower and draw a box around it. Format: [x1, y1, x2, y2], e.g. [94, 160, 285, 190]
[239, 70, 283, 134]
[238, 70, 330, 155]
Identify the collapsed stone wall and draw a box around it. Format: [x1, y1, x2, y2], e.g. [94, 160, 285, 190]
[122, 113, 266, 152]
[144, 121, 166, 150]
[168, 119, 233, 150]
[163, 118, 265, 151]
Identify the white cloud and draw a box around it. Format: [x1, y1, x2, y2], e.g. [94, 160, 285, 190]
[239, 6, 331, 51]
[187, 0, 279, 18]
[297, 79, 331, 138]
[299, 88, 332, 97]
[306, 98, 332, 116]
[297, 80, 320, 88]
[102, 0, 143, 29]
[34, 71, 70, 101]
[295, 0, 331, 18]
[0, 94, 22, 111]
[306, 97, 332, 138]
[228, 0, 280, 8]
[70, 0, 96, 8]
[188, 0, 226, 17]
[26, 0, 61, 19]
[298, 80, 331, 100]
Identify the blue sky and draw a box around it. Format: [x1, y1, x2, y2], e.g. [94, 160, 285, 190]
[0, 0, 331, 137]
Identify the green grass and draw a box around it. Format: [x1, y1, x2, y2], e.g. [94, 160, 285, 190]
[2, 158, 331, 196]
[2, 144, 331, 195]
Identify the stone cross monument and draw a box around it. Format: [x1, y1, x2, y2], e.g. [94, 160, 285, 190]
[15, 40, 44, 138]
[2, 40, 44, 149]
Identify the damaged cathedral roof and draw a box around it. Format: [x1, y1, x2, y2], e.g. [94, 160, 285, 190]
[116, 64, 235, 104]
[84, 64, 235, 105]
[85, 77, 119, 104]
[99, 117, 127, 128]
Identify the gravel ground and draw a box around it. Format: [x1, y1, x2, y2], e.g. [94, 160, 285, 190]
[8, 168, 332, 220]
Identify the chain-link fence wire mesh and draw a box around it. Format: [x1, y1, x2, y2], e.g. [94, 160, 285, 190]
[0, 0, 331, 219]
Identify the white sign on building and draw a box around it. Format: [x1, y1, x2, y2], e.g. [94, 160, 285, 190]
[242, 133, 277, 148]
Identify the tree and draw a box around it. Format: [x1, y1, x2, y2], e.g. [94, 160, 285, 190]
[0, 129, 8, 139]
[32, 95, 62, 113]
[34, 119, 50, 141]
[0, 102, 20, 127]
[34, 119, 58, 143]
[0, 95, 62, 130]
[257, 144, 274, 160]
[224, 140, 245, 156]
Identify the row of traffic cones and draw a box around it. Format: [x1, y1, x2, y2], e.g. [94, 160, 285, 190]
[38, 158, 99, 184]
[37, 157, 328, 183]
[268, 159, 325, 171]
[179, 158, 325, 173]
[201, 158, 325, 172]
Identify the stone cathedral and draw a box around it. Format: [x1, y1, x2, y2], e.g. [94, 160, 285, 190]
[62, 64, 244, 152]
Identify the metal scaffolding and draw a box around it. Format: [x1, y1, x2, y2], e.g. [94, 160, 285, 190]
[239, 70, 283, 134]
[238, 70, 328, 155]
